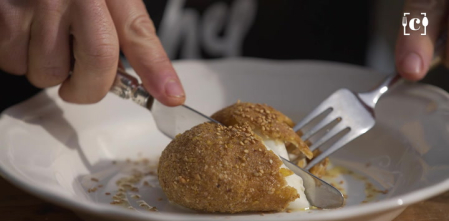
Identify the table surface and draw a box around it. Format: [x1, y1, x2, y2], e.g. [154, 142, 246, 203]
[0, 177, 448, 221]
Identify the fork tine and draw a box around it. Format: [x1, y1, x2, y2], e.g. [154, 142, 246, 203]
[293, 104, 332, 132]
[301, 112, 339, 141]
[305, 131, 360, 170]
[308, 123, 347, 151]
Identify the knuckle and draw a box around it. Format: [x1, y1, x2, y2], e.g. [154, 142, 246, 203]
[0, 24, 29, 51]
[59, 94, 74, 103]
[85, 41, 119, 68]
[0, 4, 30, 37]
[146, 51, 170, 65]
[0, 5, 30, 75]
[89, 42, 118, 59]
[0, 27, 29, 73]
[38, 0, 67, 17]
[59, 88, 106, 104]
[27, 66, 68, 88]
[80, 93, 105, 104]
[127, 14, 157, 40]
[0, 20, 18, 40]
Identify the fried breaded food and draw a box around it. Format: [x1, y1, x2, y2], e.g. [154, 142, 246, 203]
[308, 150, 330, 178]
[287, 135, 330, 178]
[211, 102, 313, 159]
[158, 123, 299, 213]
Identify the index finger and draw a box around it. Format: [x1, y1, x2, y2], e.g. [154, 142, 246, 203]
[106, 0, 185, 107]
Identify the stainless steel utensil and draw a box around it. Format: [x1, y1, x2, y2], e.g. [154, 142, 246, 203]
[109, 68, 345, 209]
[293, 74, 401, 170]
[282, 157, 344, 209]
[293, 33, 446, 170]
[110, 68, 220, 139]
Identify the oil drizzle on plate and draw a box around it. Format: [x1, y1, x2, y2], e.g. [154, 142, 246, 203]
[322, 165, 389, 204]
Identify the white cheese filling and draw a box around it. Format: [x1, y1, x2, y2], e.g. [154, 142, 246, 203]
[258, 134, 310, 209]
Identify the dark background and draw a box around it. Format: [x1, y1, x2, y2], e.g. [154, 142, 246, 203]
[0, 0, 447, 112]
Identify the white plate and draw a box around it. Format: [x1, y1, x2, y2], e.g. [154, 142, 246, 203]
[1, 58, 449, 221]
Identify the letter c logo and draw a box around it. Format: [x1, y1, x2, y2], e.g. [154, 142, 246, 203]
[409, 18, 421, 31]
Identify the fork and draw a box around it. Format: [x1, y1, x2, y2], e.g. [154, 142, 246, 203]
[294, 43, 445, 170]
[293, 74, 401, 170]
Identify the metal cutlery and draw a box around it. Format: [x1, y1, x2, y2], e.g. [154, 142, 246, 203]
[293, 74, 402, 170]
[110, 68, 220, 139]
[294, 32, 446, 170]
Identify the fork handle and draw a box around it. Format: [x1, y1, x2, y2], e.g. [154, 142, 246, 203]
[358, 29, 447, 109]
[357, 59, 443, 109]
[357, 74, 402, 109]
[358, 56, 443, 109]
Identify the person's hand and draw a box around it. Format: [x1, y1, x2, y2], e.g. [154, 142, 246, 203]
[395, 0, 446, 81]
[0, 0, 185, 106]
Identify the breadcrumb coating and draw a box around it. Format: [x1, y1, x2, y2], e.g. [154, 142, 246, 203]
[158, 123, 299, 213]
[308, 149, 330, 178]
[211, 102, 313, 159]
[287, 134, 330, 178]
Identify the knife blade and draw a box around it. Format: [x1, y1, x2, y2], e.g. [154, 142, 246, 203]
[111, 68, 219, 139]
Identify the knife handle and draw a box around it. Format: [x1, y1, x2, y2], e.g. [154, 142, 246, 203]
[110, 68, 154, 109]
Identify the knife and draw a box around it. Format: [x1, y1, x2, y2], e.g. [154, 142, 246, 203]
[110, 68, 220, 139]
